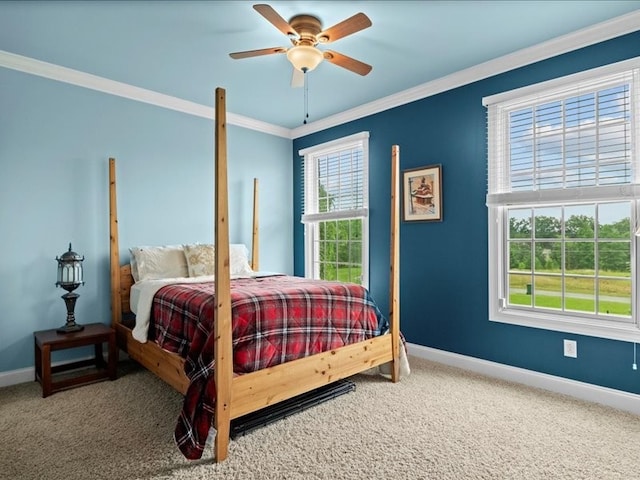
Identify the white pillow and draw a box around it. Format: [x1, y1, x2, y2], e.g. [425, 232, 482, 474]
[181, 243, 253, 277]
[183, 244, 215, 277]
[230, 244, 253, 276]
[129, 245, 188, 282]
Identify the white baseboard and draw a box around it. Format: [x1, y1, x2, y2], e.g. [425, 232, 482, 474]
[0, 366, 34, 388]
[407, 343, 640, 416]
[0, 350, 129, 389]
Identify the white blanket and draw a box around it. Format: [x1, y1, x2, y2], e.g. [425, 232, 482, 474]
[131, 276, 210, 343]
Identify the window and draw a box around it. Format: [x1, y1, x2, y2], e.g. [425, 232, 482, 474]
[300, 132, 369, 287]
[484, 58, 640, 342]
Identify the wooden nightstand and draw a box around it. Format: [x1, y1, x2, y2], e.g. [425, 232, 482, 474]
[34, 323, 117, 397]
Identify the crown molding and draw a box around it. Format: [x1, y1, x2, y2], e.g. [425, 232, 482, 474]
[226, 112, 291, 138]
[0, 49, 292, 139]
[292, 10, 640, 138]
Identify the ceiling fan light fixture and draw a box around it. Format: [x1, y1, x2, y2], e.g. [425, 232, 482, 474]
[287, 45, 323, 73]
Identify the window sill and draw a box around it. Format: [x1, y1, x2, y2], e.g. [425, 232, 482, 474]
[490, 307, 640, 343]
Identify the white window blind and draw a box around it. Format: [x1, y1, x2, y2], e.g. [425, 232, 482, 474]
[486, 62, 640, 206]
[301, 132, 369, 222]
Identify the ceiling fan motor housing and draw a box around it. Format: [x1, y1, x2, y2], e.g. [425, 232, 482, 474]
[288, 15, 323, 46]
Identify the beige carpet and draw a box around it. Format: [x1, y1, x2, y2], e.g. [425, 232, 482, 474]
[1, 357, 639, 480]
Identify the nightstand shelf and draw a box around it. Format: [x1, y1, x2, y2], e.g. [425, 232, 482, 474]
[34, 323, 117, 397]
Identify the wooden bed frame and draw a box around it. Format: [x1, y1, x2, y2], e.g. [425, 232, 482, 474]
[109, 87, 401, 462]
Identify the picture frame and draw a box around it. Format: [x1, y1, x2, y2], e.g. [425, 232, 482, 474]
[402, 164, 443, 222]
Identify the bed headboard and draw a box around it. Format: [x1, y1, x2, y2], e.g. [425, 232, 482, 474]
[119, 264, 134, 315]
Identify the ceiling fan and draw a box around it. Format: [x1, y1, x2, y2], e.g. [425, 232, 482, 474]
[229, 4, 373, 87]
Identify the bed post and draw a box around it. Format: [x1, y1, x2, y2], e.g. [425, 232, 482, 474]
[389, 145, 401, 382]
[251, 178, 259, 271]
[213, 87, 233, 462]
[109, 157, 122, 329]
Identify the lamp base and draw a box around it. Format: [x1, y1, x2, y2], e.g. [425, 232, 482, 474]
[57, 291, 83, 334]
[57, 322, 84, 334]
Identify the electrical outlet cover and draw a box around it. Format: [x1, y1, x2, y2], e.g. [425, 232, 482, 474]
[564, 339, 577, 358]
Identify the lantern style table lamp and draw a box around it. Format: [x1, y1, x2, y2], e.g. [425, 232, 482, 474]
[55, 243, 85, 333]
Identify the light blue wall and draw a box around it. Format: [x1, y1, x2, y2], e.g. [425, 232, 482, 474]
[0, 67, 292, 373]
[293, 31, 640, 396]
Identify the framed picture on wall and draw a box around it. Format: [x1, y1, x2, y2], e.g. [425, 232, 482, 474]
[402, 164, 442, 222]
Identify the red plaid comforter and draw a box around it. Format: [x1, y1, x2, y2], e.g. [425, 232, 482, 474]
[148, 275, 388, 460]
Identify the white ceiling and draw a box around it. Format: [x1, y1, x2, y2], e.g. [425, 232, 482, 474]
[1, 1, 640, 131]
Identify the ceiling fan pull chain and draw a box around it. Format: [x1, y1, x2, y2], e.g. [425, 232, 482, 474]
[303, 70, 309, 125]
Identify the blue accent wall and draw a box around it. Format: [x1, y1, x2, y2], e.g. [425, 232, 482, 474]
[293, 31, 640, 395]
[0, 68, 292, 373]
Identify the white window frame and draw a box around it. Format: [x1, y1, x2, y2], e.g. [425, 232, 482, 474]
[484, 57, 640, 343]
[299, 132, 370, 287]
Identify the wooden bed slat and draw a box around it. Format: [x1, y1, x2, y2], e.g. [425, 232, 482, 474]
[230, 335, 393, 419]
[115, 323, 189, 395]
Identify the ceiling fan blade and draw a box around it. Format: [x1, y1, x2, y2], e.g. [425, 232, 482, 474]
[291, 68, 304, 88]
[318, 13, 372, 43]
[253, 4, 297, 38]
[323, 50, 372, 76]
[229, 47, 286, 59]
